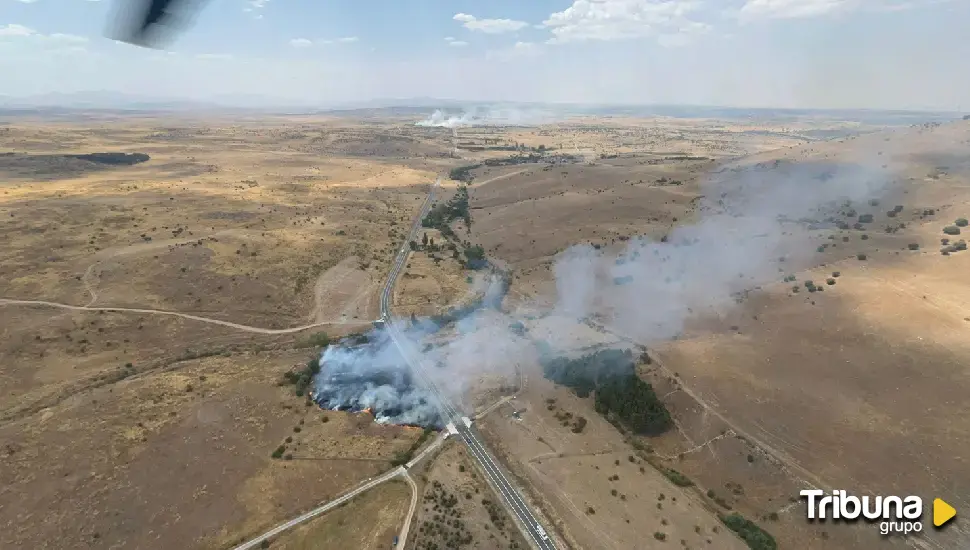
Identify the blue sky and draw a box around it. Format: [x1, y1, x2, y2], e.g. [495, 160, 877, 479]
[1, 0, 967, 109]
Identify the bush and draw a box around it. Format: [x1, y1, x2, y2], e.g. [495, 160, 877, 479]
[271, 445, 286, 459]
[826, 278, 836, 285]
[857, 253, 867, 261]
[955, 218, 968, 227]
[908, 243, 920, 250]
[654, 532, 667, 541]
[297, 332, 330, 349]
[721, 513, 777, 550]
[858, 214, 873, 223]
[944, 226, 961, 235]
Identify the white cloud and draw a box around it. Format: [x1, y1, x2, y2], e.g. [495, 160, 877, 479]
[0, 25, 88, 44]
[541, 0, 709, 44]
[195, 53, 233, 60]
[0, 24, 35, 37]
[289, 38, 312, 48]
[737, 0, 953, 20]
[454, 13, 529, 34]
[14, 0, 39, 3]
[445, 36, 469, 47]
[318, 36, 358, 45]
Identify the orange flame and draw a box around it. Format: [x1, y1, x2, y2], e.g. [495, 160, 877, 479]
[362, 407, 373, 416]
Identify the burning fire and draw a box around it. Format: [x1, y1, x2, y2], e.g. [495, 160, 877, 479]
[361, 407, 373, 416]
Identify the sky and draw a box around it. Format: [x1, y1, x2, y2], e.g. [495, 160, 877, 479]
[0, 0, 967, 110]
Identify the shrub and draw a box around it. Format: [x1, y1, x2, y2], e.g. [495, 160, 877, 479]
[908, 243, 920, 250]
[857, 253, 867, 261]
[832, 271, 840, 277]
[654, 532, 667, 541]
[721, 513, 777, 550]
[297, 332, 330, 349]
[271, 445, 285, 459]
[955, 218, 968, 227]
[944, 226, 961, 235]
[858, 214, 873, 223]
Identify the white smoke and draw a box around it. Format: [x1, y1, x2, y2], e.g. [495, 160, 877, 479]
[415, 106, 560, 128]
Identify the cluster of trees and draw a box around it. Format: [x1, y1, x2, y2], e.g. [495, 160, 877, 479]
[423, 186, 470, 230]
[721, 513, 777, 550]
[594, 375, 673, 436]
[483, 152, 545, 167]
[71, 152, 150, 165]
[281, 356, 323, 397]
[541, 348, 672, 436]
[449, 164, 481, 183]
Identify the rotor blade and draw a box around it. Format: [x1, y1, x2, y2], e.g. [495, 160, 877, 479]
[108, 0, 208, 49]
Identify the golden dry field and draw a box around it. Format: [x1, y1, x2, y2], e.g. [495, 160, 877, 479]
[3, 108, 962, 550]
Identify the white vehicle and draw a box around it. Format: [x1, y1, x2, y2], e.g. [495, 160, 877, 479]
[536, 525, 548, 540]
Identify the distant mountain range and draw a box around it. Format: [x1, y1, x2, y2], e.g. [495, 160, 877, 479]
[0, 92, 963, 125]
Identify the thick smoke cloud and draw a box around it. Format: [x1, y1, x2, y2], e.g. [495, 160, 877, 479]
[314, 135, 908, 426]
[312, 330, 443, 427]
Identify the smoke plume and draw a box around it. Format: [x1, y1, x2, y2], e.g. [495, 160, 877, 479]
[315, 133, 913, 425]
[415, 106, 559, 128]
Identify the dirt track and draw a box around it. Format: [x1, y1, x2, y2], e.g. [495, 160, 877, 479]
[0, 298, 361, 334]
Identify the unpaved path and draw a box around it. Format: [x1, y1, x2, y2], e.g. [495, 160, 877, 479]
[0, 298, 360, 334]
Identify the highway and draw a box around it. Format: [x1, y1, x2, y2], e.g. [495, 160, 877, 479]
[381, 177, 558, 550]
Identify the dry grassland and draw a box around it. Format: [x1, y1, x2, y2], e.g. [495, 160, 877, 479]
[407, 442, 529, 550]
[269, 479, 411, 550]
[0, 115, 450, 550]
[472, 119, 970, 549]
